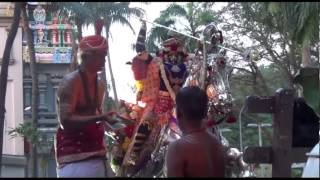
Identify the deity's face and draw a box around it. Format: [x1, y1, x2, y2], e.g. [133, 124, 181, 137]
[137, 51, 149, 61]
[36, 5, 42, 10]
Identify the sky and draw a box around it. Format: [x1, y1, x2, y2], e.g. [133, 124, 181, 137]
[82, 2, 227, 104]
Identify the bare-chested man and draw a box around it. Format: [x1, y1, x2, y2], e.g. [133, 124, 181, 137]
[54, 19, 117, 177]
[166, 86, 225, 177]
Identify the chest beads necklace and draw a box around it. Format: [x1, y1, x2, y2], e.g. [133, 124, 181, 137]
[78, 68, 100, 114]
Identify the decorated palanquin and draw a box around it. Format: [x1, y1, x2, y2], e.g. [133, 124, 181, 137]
[110, 23, 189, 174]
[108, 100, 144, 168]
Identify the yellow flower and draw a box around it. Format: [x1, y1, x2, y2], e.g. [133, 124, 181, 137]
[135, 80, 144, 92]
[122, 137, 131, 152]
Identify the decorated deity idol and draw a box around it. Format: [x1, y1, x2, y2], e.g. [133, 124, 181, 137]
[120, 22, 189, 175]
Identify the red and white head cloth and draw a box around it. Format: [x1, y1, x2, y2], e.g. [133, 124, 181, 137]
[79, 18, 108, 56]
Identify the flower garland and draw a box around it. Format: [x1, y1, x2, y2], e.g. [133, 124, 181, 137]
[157, 58, 176, 102]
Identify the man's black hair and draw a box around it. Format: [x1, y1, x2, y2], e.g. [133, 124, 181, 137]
[176, 86, 208, 123]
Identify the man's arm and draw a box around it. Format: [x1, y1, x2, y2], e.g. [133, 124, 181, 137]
[57, 76, 117, 130]
[165, 141, 184, 177]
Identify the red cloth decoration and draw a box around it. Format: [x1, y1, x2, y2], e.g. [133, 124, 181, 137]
[163, 38, 179, 52]
[206, 119, 216, 127]
[124, 125, 136, 138]
[226, 115, 237, 123]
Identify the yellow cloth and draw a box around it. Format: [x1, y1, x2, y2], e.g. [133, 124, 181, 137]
[122, 137, 131, 152]
[135, 80, 144, 92]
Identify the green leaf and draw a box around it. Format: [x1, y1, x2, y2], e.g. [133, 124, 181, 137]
[294, 67, 320, 116]
[267, 2, 280, 14]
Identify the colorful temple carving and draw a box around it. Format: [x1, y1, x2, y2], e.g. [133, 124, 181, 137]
[23, 4, 76, 63]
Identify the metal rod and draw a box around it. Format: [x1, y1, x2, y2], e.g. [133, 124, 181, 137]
[140, 18, 243, 56]
[201, 35, 207, 90]
[141, 18, 203, 42]
[239, 104, 245, 152]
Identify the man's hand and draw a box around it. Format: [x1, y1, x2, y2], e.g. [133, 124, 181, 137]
[136, 91, 143, 102]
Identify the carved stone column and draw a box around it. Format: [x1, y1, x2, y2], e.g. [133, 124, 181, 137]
[58, 29, 62, 47]
[52, 29, 57, 46]
[33, 30, 38, 44]
[23, 77, 32, 108]
[66, 29, 71, 47]
[38, 74, 48, 112]
[51, 75, 62, 112]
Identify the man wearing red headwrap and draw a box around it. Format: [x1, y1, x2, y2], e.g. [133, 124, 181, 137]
[54, 19, 117, 177]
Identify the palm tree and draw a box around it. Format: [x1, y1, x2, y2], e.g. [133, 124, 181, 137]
[146, 2, 217, 53]
[0, 2, 22, 176]
[84, 2, 145, 110]
[22, 2, 39, 177]
[264, 2, 319, 67]
[146, 17, 175, 53]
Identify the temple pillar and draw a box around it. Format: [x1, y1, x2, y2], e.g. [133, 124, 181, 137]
[44, 29, 48, 43]
[23, 78, 32, 108]
[58, 29, 62, 47]
[33, 30, 38, 44]
[51, 75, 62, 112]
[38, 74, 48, 112]
[66, 29, 71, 47]
[61, 29, 65, 47]
[52, 29, 57, 47]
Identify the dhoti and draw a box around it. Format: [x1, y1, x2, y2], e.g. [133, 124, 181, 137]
[57, 158, 107, 177]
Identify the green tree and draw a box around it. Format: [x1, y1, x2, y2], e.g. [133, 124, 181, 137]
[261, 2, 320, 114]
[0, 2, 22, 176]
[146, 2, 217, 53]
[264, 2, 319, 67]
[8, 122, 54, 177]
[214, 2, 319, 154]
[212, 2, 310, 150]
[216, 2, 318, 88]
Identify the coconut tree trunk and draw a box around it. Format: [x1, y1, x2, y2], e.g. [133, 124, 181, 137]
[0, 2, 22, 176]
[301, 46, 312, 68]
[75, 17, 83, 41]
[69, 29, 78, 71]
[104, 19, 119, 109]
[106, 47, 119, 109]
[70, 18, 84, 71]
[22, 3, 39, 177]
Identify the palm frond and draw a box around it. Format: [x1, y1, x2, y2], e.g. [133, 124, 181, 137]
[195, 10, 216, 26]
[111, 15, 136, 35]
[267, 2, 280, 14]
[146, 17, 176, 53]
[160, 3, 188, 19]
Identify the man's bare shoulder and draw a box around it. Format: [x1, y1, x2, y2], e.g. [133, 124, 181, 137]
[62, 70, 80, 84]
[207, 131, 224, 146]
[171, 138, 190, 151]
[177, 131, 223, 149]
[58, 71, 80, 94]
[167, 139, 185, 162]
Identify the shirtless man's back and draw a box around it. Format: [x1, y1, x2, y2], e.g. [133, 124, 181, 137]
[167, 129, 225, 177]
[166, 86, 225, 177]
